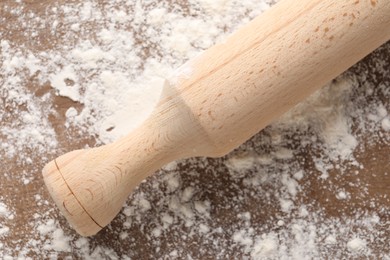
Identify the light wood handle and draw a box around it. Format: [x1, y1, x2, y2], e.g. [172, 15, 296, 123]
[43, 0, 390, 236]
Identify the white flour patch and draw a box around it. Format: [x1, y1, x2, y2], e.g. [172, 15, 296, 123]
[347, 237, 367, 253]
[0, 202, 13, 238]
[0, 203, 10, 219]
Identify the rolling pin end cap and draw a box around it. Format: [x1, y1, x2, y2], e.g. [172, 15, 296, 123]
[42, 157, 102, 237]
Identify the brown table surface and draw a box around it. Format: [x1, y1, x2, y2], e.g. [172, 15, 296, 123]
[1, 0, 390, 259]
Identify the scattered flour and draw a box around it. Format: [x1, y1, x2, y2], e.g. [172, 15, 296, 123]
[37, 219, 71, 252]
[251, 233, 278, 258]
[347, 237, 367, 253]
[0, 203, 10, 219]
[0, 202, 13, 238]
[1, 0, 389, 259]
[336, 190, 348, 200]
[382, 117, 390, 131]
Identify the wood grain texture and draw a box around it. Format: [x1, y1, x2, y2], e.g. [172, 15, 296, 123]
[42, 0, 390, 236]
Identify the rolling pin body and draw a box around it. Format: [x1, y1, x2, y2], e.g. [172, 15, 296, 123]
[43, 0, 390, 236]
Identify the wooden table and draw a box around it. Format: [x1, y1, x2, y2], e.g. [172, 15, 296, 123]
[1, 0, 389, 258]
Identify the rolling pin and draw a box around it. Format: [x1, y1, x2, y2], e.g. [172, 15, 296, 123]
[42, 0, 390, 236]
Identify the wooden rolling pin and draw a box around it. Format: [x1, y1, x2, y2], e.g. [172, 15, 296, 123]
[43, 0, 390, 236]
